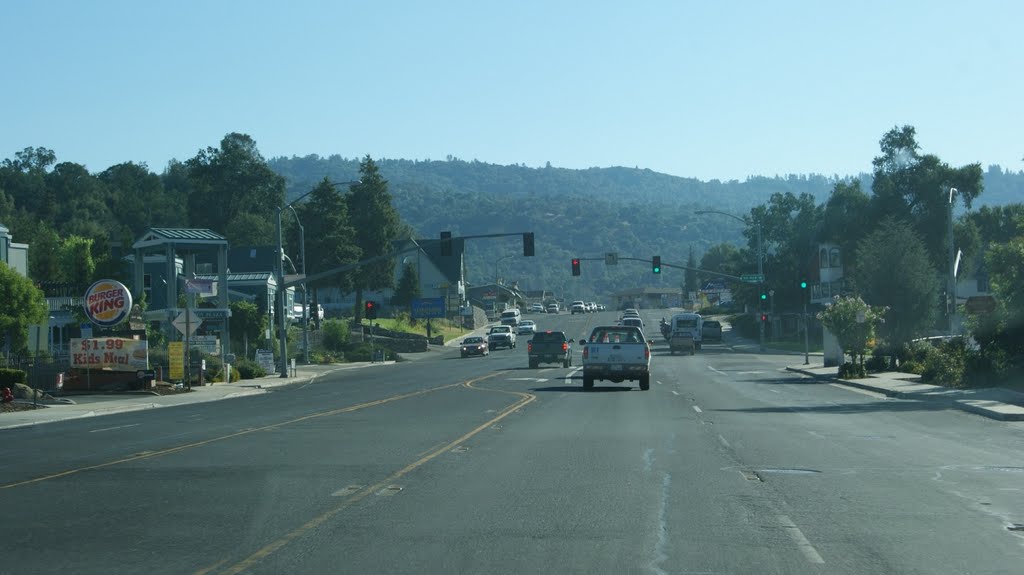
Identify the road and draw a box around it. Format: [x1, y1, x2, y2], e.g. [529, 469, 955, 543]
[3, 309, 1023, 574]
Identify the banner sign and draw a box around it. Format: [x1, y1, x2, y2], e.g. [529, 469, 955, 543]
[191, 335, 220, 355]
[71, 338, 148, 371]
[169, 342, 184, 379]
[256, 349, 276, 374]
[83, 279, 133, 327]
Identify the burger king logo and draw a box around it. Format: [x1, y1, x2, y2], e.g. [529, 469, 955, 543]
[84, 279, 133, 327]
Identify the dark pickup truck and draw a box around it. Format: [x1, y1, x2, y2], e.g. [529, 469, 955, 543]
[528, 331, 572, 369]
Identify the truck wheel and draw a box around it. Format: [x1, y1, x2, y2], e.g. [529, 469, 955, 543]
[583, 375, 594, 390]
[639, 374, 650, 391]
[529, 359, 538, 369]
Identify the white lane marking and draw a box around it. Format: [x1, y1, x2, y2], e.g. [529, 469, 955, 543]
[671, 390, 680, 396]
[643, 448, 654, 472]
[707, 366, 727, 376]
[508, 377, 549, 382]
[769, 388, 781, 393]
[692, 405, 703, 413]
[736, 371, 764, 375]
[88, 423, 140, 433]
[777, 515, 825, 564]
[657, 380, 664, 385]
[718, 434, 730, 448]
[807, 431, 827, 440]
[565, 367, 582, 386]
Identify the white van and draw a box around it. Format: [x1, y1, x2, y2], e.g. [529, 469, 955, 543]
[500, 308, 521, 326]
[670, 312, 703, 349]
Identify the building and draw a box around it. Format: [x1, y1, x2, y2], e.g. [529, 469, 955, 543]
[0, 223, 29, 276]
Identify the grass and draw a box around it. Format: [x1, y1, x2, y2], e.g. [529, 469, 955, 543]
[362, 317, 470, 340]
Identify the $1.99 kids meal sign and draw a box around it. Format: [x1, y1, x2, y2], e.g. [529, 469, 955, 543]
[83, 279, 133, 328]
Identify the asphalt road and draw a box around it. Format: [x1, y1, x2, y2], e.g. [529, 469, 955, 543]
[3, 309, 1023, 574]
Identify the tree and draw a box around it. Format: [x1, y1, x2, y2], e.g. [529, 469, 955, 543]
[683, 246, 698, 297]
[869, 125, 984, 275]
[347, 156, 401, 322]
[854, 217, 939, 353]
[391, 263, 421, 310]
[747, 192, 823, 311]
[229, 300, 265, 358]
[184, 133, 285, 243]
[817, 296, 886, 367]
[820, 180, 871, 274]
[293, 178, 362, 317]
[699, 243, 742, 285]
[0, 263, 48, 356]
[57, 235, 96, 287]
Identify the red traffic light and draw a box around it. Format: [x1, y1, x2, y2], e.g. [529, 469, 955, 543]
[760, 313, 767, 322]
[365, 300, 378, 319]
[571, 258, 581, 276]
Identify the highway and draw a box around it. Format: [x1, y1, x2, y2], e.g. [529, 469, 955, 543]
[2, 309, 1023, 574]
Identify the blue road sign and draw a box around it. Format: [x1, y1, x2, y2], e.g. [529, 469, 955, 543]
[411, 297, 446, 319]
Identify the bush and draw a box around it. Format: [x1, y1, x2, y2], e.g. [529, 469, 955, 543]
[0, 368, 27, 387]
[864, 353, 889, 373]
[234, 358, 267, 380]
[838, 362, 867, 379]
[343, 343, 392, 362]
[308, 350, 340, 364]
[963, 347, 1009, 387]
[322, 319, 350, 352]
[211, 366, 242, 383]
[921, 339, 968, 388]
[899, 361, 925, 375]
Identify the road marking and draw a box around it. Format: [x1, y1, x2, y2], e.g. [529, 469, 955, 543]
[2, 380, 471, 490]
[736, 371, 763, 375]
[205, 375, 536, 575]
[769, 388, 780, 393]
[808, 431, 827, 440]
[670, 390, 680, 396]
[777, 515, 825, 564]
[692, 405, 703, 413]
[656, 380, 663, 385]
[331, 485, 363, 497]
[707, 366, 727, 376]
[718, 434, 730, 448]
[88, 423, 140, 433]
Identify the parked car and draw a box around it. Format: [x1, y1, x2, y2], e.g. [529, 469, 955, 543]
[701, 320, 723, 342]
[460, 336, 489, 358]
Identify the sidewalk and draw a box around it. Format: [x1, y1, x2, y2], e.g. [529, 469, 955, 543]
[786, 364, 1024, 422]
[0, 362, 390, 431]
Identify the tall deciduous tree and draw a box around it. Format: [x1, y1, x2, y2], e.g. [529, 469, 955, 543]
[869, 125, 984, 275]
[854, 217, 939, 352]
[347, 157, 401, 321]
[0, 263, 48, 355]
[57, 235, 96, 287]
[184, 133, 284, 244]
[748, 192, 823, 311]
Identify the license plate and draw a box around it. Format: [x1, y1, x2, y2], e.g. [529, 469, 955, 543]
[610, 364, 622, 371]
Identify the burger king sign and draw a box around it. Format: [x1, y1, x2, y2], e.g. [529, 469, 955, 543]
[84, 279, 133, 327]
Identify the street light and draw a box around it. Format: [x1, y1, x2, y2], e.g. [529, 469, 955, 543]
[276, 179, 359, 378]
[494, 253, 516, 286]
[695, 210, 764, 352]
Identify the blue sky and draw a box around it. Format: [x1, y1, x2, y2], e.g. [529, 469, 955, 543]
[2, 0, 1021, 180]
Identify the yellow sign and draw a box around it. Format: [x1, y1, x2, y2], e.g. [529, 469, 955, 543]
[71, 338, 148, 371]
[169, 342, 184, 380]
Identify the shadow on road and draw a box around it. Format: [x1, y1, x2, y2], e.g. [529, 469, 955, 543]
[713, 399, 953, 415]
[531, 386, 634, 393]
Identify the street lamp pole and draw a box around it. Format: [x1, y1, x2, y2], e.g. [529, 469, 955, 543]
[696, 210, 765, 352]
[948, 187, 958, 335]
[288, 205, 308, 364]
[494, 254, 515, 286]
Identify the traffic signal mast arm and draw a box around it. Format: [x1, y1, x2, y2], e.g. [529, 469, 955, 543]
[613, 257, 747, 282]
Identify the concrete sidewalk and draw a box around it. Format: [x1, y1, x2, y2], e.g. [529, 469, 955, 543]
[0, 362, 391, 431]
[787, 364, 1024, 421]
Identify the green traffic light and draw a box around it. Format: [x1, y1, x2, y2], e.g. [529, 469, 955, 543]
[760, 293, 767, 300]
[800, 281, 808, 289]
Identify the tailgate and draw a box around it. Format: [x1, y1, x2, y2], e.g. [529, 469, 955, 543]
[585, 343, 647, 366]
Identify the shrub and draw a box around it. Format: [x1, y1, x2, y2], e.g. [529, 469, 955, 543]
[0, 368, 27, 387]
[321, 319, 350, 352]
[344, 343, 391, 362]
[864, 354, 889, 373]
[234, 358, 267, 380]
[211, 366, 241, 383]
[899, 361, 925, 375]
[921, 339, 968, 387]
[838, 362, 867, 379]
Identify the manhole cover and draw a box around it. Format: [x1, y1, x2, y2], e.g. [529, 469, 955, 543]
[757, 468, 821, 475]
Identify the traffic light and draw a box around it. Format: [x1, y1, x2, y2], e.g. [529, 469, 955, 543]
[365, 300, 378, 320]
[440, 231, 452, 256]
[761, 313, 768, 322]
[652, 255, 661, 274]
[571, 258, 581, 276]
[760, 292, 767, 301]
[523, 232, 535, 257]
[800, 280, 808, 289]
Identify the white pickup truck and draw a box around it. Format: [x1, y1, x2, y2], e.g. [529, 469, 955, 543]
[487, 325, 517, 350]
[578, 325, 652, 391]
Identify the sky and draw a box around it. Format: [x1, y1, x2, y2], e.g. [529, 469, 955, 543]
[2, 0, 1022, 181]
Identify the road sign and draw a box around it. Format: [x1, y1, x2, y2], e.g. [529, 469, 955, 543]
[169, 342, 184, 380]
[411, 297, 445, 319]
[605, 252, 618, 265]
[741, 274, 765, 283]
[964, 295, 996, 314]
[172, 309, 202, 335]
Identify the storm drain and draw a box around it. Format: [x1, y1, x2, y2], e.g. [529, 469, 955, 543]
[757, 468, 822, 475]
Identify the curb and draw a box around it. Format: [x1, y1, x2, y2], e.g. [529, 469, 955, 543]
[785, 366, 1024, 421]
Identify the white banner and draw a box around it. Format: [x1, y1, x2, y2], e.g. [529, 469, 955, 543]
[71, 338, 149, 371]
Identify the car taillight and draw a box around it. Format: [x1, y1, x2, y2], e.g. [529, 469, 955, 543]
[528, 342, 533, 352]
[582, 346, 589, 359]
[644, 346, 650, 360]
[562, 342, 568, 352]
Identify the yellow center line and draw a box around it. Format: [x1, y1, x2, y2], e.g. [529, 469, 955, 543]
[205, 372, 535, 575]
[1, 382, 464, 490]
